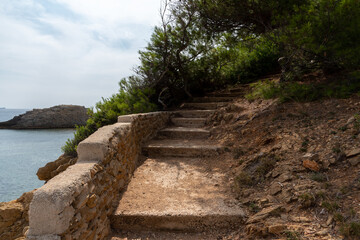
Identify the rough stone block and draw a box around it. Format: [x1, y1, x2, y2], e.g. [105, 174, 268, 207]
[27, 163, 95, 237]
[26, 234, 61, 240]
[77, 123, 130, 163]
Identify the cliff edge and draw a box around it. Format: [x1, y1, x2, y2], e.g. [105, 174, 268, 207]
[0, 105, 89, 129]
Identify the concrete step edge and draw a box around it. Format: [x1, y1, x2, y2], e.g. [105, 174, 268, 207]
[172, 110, 215, 117]
[160, 127, 210, 133]
[171, 118, 207, 122]
[192, 97, 234, 103]
[110, 214, 245, 231]
[181, 102, 228, 110]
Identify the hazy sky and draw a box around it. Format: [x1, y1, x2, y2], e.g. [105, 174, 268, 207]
[0, 0, 162, 109]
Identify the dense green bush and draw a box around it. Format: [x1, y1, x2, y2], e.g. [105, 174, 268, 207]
[220, 39, 279, 84]
[278, 0, 360, 74]
[194, 0, 360, 77]
[62, 78, 157, 156]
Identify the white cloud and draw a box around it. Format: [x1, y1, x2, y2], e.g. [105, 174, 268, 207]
[0, 0, 161, 109]
[56, 0, 161, 25]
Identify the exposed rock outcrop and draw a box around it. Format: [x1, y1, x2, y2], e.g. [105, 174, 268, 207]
[36, 154, 77, 181]
[0, 105, 88, 129]
[0, 190, 34, 240]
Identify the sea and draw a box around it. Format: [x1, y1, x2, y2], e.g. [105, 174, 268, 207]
[0, 109, 75, 202]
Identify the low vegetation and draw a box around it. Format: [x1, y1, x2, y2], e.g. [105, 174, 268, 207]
[246, 71, 360, 102]
[62, 79, 156, 156]
[235, 154, 278, 187]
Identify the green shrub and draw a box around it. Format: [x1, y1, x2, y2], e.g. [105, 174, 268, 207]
[248, 202, 261, 213]
[354, 114, 360, 132]
[215, 38, 279, 85]
[196, 0, 360, 77]
[235, 154, 278, 188]
[340, 221, 360, 238]
[310, 172, 327, 182]
[299, 193, 316, 209]
[235, 172, 254, 186]
[62, 125, 94, 157]
[333, 213, 345, 223]
[245, 80, 279, 101]
[62, 78, 157, 156]
[276, 0, 360, 74]
[254, 157, 277, 177]
[284, 230, 302, 240]
[321, 201, 340, 213]
[246, 73, 360, 102]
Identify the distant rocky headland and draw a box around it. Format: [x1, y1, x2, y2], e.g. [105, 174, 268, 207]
[0, 105, 89, 129]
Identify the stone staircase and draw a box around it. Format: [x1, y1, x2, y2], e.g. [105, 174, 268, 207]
[110, 88, 246, 238]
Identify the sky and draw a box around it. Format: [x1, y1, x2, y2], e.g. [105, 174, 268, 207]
[0, 0, 162, 109]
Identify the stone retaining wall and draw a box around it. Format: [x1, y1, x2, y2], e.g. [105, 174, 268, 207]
[26, 112, 170, 240]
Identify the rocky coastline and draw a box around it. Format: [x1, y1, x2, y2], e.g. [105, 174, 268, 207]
[0, 105, 89, 129]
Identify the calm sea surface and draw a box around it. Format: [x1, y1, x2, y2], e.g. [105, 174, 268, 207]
[0, 109, 74, 202]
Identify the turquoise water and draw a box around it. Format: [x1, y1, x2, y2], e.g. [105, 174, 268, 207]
[0, 109, 74, 202]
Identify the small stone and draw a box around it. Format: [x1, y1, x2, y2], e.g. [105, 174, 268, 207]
[326, 216, 333, 225]
[316, 229, 329, 236]
[329, 153, 346, 165]
[322, 159, 331, 169]
[303, 160, 320, 171]
[290, 216, 311, 222]
[272, 170, 281, 178]
[80, 206, 97, 222]
[246, 205, 283, 224]
[23, 226, 29, 235]
[346, 116, 355, 125]
[276, 173, 292, 183]
[302, 153, 319, 161]
[269, 183, 282, 196]
[74, 188, 89, 209]
[268, 224, 287, 235]
[346, 148, 360, 158]
[348, 156, 360, 166]
[329, 158, 336, 164]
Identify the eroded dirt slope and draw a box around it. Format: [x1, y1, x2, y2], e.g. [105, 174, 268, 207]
[208, 85, 360, 239]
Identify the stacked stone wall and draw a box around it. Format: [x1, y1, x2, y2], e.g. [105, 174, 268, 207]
[26, 112, 170, 240]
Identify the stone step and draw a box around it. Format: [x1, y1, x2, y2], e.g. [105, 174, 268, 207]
[206, 92, 241, 98]
[110, 230, 226, 240]
[111, 158, 245, 232]
[171, 117, 206, 128]
[142, 140, 223, 158]
[158, 127, 210, 139]
[172, 110, 215, 118]
[181, 102, 227, 110]
[229, 87, 244, 93]
[192, 97, 234, 103]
